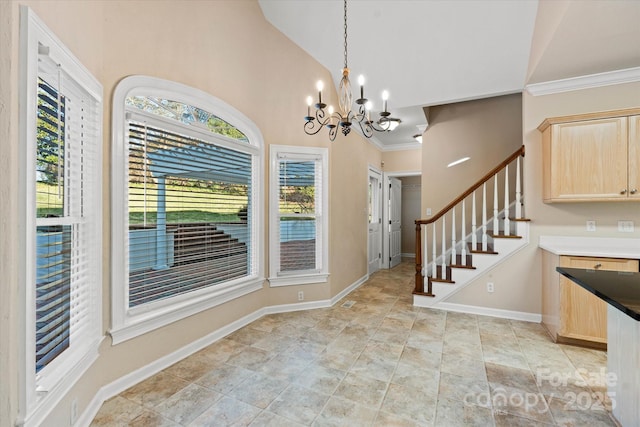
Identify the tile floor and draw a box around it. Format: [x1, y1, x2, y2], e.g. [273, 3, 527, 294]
[91, 262, 619, 426]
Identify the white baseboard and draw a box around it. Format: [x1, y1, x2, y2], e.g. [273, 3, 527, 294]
[401, 253, 415, 259]
[433, 302, 542, 323]
[78, 274, 368, 426]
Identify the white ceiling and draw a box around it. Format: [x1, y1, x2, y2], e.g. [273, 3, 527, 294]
[258, 0, 640, 150]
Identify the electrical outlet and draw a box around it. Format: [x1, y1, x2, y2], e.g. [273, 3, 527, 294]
[70, 397, 78, 425]
[426, 208, 432, 216]
[586, 220, 596, 232]
[298, 291, 304, 301]
[487, 282, 494, 293]
[618, 220, 634, 232]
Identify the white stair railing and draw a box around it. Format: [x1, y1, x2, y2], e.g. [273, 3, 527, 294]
[414, 146, 525, 296]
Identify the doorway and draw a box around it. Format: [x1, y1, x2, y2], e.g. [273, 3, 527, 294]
[382, 172, 422, 269]
[368, 167, 383, 275]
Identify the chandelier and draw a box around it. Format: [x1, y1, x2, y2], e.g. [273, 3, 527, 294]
[304, 0, 398, 141]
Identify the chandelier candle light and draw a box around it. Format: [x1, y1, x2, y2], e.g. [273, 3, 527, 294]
[304, 0, 399, 141]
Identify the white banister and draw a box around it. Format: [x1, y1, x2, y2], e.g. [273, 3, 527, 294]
[472, 191, 477, 249]
[493, 175, 499, 235]
[451, 207, 457, 263]
[504, 164, 510, 236]
[423, 224, 428, 276]
[441, 216, 446, 274]
[461, 199, 467, 260]
[431, 223, 437, 278]
[482, 183, 488, 251]
[515, 156, 522, 219]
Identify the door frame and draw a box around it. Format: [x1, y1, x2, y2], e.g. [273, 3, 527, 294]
[367, 166, 383, 275]
[382, 170, 421, 269]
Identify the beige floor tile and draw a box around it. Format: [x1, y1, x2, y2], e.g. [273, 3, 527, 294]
[153, 383, 220, 425]
[227, 372, 290, 409]
[391, 361, 440, 396]
[546, 394, 618, 426]
[293, 364, 346, 395]
[195, 364, 254, 394]
[267, 384, 330, 425]
[440, 352, 487, 381]
[188, 395, 260, 427]
[438, 372, 490, 405]
[333, 372, 388, 409]
[435, 396, 495, 427]
[121, 371, 191, 408]
[400, 345, 442, 371]
[248, 411, 306, 427]
[373, 410, 427, 427]
[225, 346, 274, 371]
[486, 362, 541, 394]
[130, 409, 181, 427]
[90, 396, 145, 426]
[381, 383, 437, 425]
[313, 396, 377, 427]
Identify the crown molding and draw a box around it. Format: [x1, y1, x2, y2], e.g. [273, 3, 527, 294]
[381, 141, 423, 152]
[526, 67, 640, 96]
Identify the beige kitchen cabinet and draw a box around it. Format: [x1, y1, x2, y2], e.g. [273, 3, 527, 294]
[545, 256, 639, 348]
[538, 108, 640, 202]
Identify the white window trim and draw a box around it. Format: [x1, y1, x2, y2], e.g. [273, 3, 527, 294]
[269, 145, 329, 286]
[111, 76, 264, 344]
[18, 7, 103, 426]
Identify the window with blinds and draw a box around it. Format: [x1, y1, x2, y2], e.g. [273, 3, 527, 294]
[21, 9, 103, 421]
[269, 146, 328, 285]
[111, 77, 263, 343]
[125, 103, 253, 307]
[34, 65, 101, 377]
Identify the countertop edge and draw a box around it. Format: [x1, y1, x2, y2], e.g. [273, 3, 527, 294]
[539, 236, 640, 258]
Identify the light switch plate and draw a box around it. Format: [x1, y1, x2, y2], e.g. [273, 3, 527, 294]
[586, 220, 596, 232]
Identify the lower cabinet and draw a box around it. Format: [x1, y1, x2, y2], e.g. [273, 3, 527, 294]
[557, 256, 638, 347]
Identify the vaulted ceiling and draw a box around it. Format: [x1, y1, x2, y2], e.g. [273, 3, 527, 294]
[259, 0, 640, 149]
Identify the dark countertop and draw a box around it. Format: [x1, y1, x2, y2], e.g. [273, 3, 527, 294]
[557, 267, 640, 321]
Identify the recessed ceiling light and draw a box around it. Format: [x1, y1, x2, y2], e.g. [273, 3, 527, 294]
[447, 157, 470, 168]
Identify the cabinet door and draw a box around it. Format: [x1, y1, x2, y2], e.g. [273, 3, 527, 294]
[559, 256, 639, 343]
[629, 115, 640, 199]
[549, 117, 628, 201]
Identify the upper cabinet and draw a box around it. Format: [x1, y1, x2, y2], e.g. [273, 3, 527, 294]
[538, 108, 640, 202]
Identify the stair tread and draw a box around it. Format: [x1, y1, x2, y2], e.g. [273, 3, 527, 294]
[450, 264, 476, 270]
[430, 277, 455, 284]
[470, 249, 499, 254]
[489, 233, 522, 239]
[511, 218, 531, 222]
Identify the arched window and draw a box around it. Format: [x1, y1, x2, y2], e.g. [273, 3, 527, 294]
[111, 76, 263, 343]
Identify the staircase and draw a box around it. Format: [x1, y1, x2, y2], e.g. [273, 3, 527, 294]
[413, 146, 530, 307]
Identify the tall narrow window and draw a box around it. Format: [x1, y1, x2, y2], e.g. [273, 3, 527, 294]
[111, 77, 263, 344]
[269, 146, 328, 286]
[20, 7, 103, 423]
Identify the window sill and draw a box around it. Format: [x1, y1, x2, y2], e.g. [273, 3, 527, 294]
[109, 278, 264, 345]
[268, 273, 329, 287]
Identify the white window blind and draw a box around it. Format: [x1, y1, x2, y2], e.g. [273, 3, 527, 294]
[126, 119, 252, 307]
[269, 146, 328, 286]
[35, 60, 100, 378]
[277, 156, 322, 273]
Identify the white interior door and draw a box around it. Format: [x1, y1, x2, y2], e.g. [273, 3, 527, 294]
[389, 177, 402, 268]
[368, 169, 382, 275]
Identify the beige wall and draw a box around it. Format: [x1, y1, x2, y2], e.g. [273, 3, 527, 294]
[0, 1, 381, 425]
[447, 82, 640, 312]
[382, 148, 421, 173]
[421, 94, 523, 215]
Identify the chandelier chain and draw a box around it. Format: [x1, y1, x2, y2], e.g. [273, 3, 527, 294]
[343, 0, 348, 69]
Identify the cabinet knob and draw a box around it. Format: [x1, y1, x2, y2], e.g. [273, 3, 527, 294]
[620, 189, 627, 194]
[594, 263, 602, 269]
[631, 189, 638, 194]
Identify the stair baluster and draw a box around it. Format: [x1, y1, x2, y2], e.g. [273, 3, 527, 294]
[482, 183, 488, 251]
[515, 157, 522, 219]
[493, 175, 499, 236]
[451, 207, 457, 264]
[461, 199, 467, 262]
[504, 164, 510, 235]
[471, 191, 477, 249]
